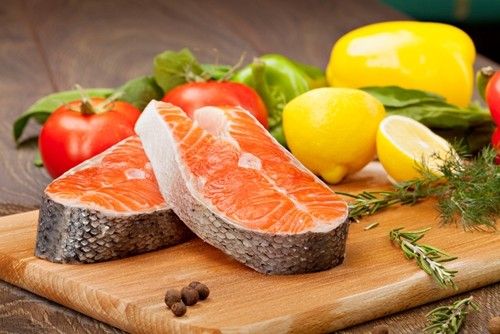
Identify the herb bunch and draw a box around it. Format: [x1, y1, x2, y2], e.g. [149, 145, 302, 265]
[340, 146, 499, 231]
[424, 296, 479, 334]
[390, 227, 457, 289]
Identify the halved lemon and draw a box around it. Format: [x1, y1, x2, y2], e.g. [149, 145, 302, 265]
[376, 115, 455, 183]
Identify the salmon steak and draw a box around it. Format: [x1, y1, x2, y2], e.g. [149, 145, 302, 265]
[35, 135, 191, 264]
[136, 101, 349, 274]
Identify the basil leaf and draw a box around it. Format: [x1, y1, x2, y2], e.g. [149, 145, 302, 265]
[362, 86, 445, 107]
[116, 76, 163, 110]
[153, 48, 204, 93]
[13, 88, 113, 143]
[362, 85, 494, 153]
[386, 102, 492, 129]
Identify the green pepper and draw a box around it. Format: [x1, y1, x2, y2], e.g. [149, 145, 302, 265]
[231, 54, 326, 146]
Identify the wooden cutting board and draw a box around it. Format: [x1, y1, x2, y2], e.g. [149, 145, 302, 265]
[0, 163, 498, 334]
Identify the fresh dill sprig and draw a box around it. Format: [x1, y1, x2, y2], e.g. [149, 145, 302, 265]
[433, 147, 499, 231]
[390, 227, 458, 289]
[424, 296, 479, 334]
[340, 146, 499, 231]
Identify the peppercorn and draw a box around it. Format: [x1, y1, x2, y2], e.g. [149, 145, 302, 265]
[164, 289, 181, 309]
[371, 324, 389, 334]
[488, 316, 500, 334]
[171, 301, 187, 317]
[181, 286, 199, 306]
[189, 282, 210, 300]
[188, 281, 202, 289]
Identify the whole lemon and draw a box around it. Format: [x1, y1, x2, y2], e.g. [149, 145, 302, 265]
[283, 88, 385, 184]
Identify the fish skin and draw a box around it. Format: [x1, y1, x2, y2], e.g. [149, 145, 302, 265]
[136, 101, 349, 275]
[167, 162, 349, 274]
[35, 194, 192, 263]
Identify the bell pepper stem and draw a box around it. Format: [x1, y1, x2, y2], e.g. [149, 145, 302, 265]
[477, 66, 495, 101]
[251, 59, 280, 123]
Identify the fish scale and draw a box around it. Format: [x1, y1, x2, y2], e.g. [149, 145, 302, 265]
[35, 136, 192, 264]
[136, 101, 349, 274]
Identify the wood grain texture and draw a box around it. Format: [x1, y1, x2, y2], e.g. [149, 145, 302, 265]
[0, 163, 498, 334]
[21, 0, 406, 92]
[2, 0, 494, 210]
[1, 0, 499, 333]
[1, 281, 498, 334]
[0, 0, 52, 207]
[340, 284, 500, 334]
[0, 281, 123, 334]
[0, 0, 398, 211]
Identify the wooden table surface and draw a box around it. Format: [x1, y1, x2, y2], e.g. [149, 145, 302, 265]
[0, 0, 497, 333]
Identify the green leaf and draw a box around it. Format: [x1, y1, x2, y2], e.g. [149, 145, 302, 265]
[116, 76, 163, 110]
[434, 122, 495, 154]
[362, 86, 445, 107]
[13, 88, 113, 143]
[289, 60, 327, 88]
[386, 101, 492, 129]
[153, 48, 204, 93]
[362, 86, 494, 153]
[33, 148, 43, 167]
[200, 64, 231, 80]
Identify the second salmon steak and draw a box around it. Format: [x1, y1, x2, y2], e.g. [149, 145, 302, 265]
[136, 101, 349, 274]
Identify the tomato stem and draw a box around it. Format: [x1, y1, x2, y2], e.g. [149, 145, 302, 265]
[74, 84, 123, 115]
[218, 53, 246, 82]
[80, 100, 97, 115]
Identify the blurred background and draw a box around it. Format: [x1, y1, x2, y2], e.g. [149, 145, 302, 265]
[383, 0, 500, 62]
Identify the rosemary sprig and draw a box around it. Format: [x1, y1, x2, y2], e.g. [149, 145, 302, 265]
[337, 176, 437, 221]
[390, 227, 458, 289]
[424, 296, 479, 334]
[364, 222, 379, 230]
[340, 146, 499, 231]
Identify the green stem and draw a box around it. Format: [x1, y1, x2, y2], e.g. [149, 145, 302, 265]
[80, 100, 97, 115]
[251, 59, 279, 122]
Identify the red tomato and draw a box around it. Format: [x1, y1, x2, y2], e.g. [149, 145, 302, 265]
[39, 98, 141, 178]
[162, 81, 268, 128]
[486, 71, 500, 125]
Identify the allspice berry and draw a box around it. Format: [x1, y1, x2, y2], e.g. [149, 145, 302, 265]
[171, 301, 187, 317]
[188, 281, 210, 300]
[371, 324, 389, 334]
[188, 281, 202, 289]
[164, 289, 181, 309]
[181, 286, 199, 306]
[488, 316, 500, 334]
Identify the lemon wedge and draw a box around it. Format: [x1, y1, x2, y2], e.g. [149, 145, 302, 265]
[376, 115, 455, 183]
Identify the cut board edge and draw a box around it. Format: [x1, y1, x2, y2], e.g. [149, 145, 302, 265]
[0, 210, 499, 333]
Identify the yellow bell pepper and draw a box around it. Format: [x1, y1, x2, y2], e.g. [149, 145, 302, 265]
[326, 21, 475, 107]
